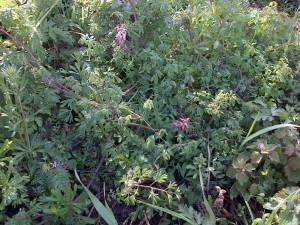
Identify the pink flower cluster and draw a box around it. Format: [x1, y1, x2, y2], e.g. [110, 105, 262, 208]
[172, 116, 190, 132]
[293, 20, 300, 31]
[115, 23, 127, 45]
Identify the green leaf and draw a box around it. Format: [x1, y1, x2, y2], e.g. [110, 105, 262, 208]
[0, 139, 12, 157]
[213, 40, 220, 49]
[35, 0, 61, 28]
[139, 201, 197, 225]
[269, 151, 280, 162]
[251, 151, 263, 164]
[236, 172, 249, 185]
[74, 170, 118, 225]
[241, 124, 300, 148]
[143, 99, 154, 110]
[198, 168, 216, 225]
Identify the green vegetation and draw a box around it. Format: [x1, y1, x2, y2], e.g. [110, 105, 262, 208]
[1, 0, 300, 224]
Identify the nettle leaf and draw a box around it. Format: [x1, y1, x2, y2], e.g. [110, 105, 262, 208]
[269, 151, 280, 163]
[284, 157, 300, 182]
[249, 183, 259, 195]
[251, 151, 263, 164]
[285, 143, 295, 156]
[245, 163, 255, 172]
[295, 144, 300, 157]
[226, 167, 237, 178]
[286, 157, 300, 170]
[236, 172, 249, 185]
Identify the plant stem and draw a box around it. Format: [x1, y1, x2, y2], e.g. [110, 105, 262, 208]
[0, 26, 39, 65]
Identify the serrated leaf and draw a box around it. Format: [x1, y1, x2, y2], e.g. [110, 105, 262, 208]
[287, 157, 300, 170]
[285, 144, 295, 156]
[236, 172, 249, 185]
[269, 151, 280, 162]
[226, 167, 237, 178]
[251, 151, 263, 164]
[245, 163, 255, 172]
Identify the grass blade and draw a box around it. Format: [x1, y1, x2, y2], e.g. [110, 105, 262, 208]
[35, 0, 61, 28]
[139, 201, 197, 225]
[246, 113, 259, 138]
[265, 189, 300, 225]
[241, 124, 300, 148]
[199, 168, 216, 225]
[74, 170, 118, 225]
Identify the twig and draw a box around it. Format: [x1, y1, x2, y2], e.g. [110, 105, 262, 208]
[124, 82, 139, 94]
[0, 26, 73, 95]
[158, 213, 168, 225]
[134, 184, 169, 193]
[31, 213, 46, 221]
[122, 217, 130, 225]
[44, 76, 72, 94]
[128, 0, 144, 48]
[74, 157, 104, 203]
[36, 220, 49, 225]
[142, 209, 151, 225]
[233, 68, 244, 93]
[138, 217, 146, 225]
[128, 123, 160, 133]
[88, 205, 95, 217]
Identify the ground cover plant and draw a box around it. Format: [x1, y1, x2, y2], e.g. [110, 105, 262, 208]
[0, 0, 300, 224]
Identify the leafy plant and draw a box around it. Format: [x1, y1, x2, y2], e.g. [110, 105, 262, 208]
[0, 0, 300, 224]
[253, 186, 300, 225]
[75, 170, 118, 225]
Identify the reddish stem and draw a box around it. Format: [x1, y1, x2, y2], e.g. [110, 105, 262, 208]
[128, 0, 144, 48]
[124, 82, 139, 94]
[0, 26, 39, 63]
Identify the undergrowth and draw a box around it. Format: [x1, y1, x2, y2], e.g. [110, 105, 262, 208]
[0, 0, 300, 224]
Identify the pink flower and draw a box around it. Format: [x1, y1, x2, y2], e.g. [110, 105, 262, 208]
[115, 23, 127, 45]
[293, 20, 300, 31]
[172, 116, 190, 132]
